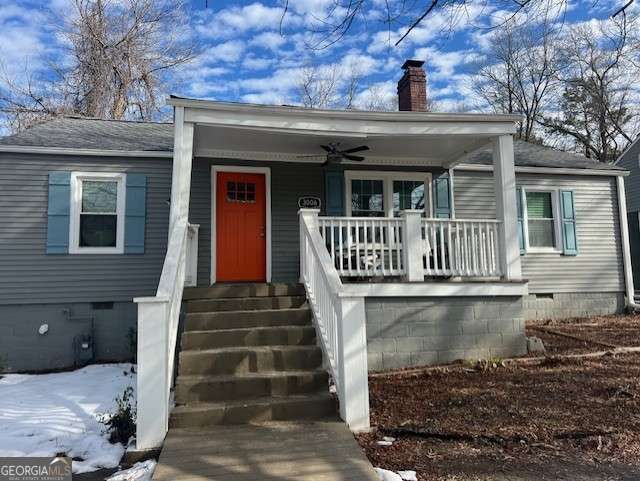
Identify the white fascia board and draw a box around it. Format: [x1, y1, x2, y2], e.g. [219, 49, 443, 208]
[340, 281, 529, 298]
[182, 106, 519, 137]
[455, 163, 629, 177]
[0, 145, 173, 158]
[169, 97, 522, 124]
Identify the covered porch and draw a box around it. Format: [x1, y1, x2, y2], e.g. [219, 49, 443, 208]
[133, 98, 528, 451]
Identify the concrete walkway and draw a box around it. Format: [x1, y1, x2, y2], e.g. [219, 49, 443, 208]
[152, 422, 379, 481]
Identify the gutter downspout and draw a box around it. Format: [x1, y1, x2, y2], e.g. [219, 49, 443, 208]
[616, 176, 640, 310]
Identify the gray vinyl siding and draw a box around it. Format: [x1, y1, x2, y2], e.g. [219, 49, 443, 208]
[617, 140, 640, 212]
[189, 161, 445, 285]
[0, 152, 171, 305]
[189, 159, 326, 285]
[453, 169, 624, 293]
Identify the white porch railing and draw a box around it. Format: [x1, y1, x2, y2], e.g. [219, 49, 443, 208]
[318, 211, 503, 281]
[134, 218, 197, 450]
[422, 219, 502, 278]
[318, 217, 405, 277]
[299, 209, 370, 431]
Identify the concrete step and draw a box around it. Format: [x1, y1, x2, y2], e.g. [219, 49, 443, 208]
[178, 345, 323, 375]
[169, 393, 336, 427]
[181, 326, 317, 350]
[174, 370, 329, 404]
[183, 283, 305, 300]
[185, 308, 312, 331]
[186, 295, 307, 313]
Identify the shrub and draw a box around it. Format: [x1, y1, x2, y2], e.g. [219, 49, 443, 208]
[101, 386, 136, 445]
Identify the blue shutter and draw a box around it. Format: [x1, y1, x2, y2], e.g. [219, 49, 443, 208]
[46, 171, 71, 254]
[560, 190, 578, 256]
[324, 171, 344, 216]
[124, 174, 147, 254]
[433, 176, 451, 218]
[516, 187, 525, 255]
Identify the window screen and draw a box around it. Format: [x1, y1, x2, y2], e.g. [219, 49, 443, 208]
[79, 180, 118, 247]
[526, 191, 555, 248]
[351, 179, 384, 217]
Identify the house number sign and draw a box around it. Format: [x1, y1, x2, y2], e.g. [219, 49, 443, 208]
[298, 196, 321, 209]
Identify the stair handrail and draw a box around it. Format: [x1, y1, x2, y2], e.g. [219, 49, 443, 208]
[299, 209, 370, 432]
[134, 216, 189, 450]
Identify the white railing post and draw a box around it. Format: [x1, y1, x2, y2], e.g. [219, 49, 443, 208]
[133, 297, 169, 450]
[185, 223, 199, 287]
[337, 295, 370, 432]
[299, 209, 320, 282]
[493, 135, 522, 281]
[401, 210, 424, 282]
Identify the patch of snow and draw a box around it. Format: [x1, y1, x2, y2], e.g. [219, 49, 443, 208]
[106, 460, 156, 481]
[382, 436, 395, 442]
[376, 440, 393, 446]
[0, 363, 135, 474]
[398, 470, 418, 481]
[375, 467, 403, 481]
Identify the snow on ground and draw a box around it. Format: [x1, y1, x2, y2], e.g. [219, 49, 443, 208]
[375, 468, 418, 481]
[106, 460, 156, 481]
[0, 363, 135, 473]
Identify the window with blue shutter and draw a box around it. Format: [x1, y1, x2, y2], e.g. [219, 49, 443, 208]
[516, 187, 525, 255]
[324, 171, 344, 216]
[124, 174, 147, 254]
[433, 176, 451, 218]
[560, 190, 578, 256]
[47, 171, 72, 254]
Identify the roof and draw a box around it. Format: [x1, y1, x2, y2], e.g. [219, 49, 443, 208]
[0, 114, 626, 173]
[463, 140, 625, 171]
[0, 116, 173, 152]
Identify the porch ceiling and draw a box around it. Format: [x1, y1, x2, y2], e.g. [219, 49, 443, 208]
[193, 124, 496, 166]
[170, 97, 520, 167]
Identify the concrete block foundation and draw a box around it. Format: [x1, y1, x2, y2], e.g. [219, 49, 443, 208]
[523, 292, 625, 321]
[364, 296, 527, 371]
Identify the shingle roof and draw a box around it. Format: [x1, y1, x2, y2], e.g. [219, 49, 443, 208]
[464, 139, 624, 171]
[0, 117, 625, 172]
[0, 116, 174, 152]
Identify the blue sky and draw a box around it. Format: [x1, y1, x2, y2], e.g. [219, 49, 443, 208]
[0, 0, 632, 112]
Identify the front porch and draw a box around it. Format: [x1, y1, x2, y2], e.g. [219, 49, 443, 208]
[133, 98, 528, 451]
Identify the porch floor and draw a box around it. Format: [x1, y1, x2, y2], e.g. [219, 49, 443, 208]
[152, 422, 379, 481]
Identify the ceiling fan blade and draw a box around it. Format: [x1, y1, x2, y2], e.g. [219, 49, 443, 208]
[344, 154, 365, 161]
[320, 145, 333, 153]
[342, 145, 369, 154]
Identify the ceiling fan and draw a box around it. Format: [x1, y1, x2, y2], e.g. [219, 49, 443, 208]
[298, 143, 370, 165]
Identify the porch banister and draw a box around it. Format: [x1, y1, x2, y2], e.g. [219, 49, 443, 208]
[402, 210, 424, 282]
[493, 135, 522, 281]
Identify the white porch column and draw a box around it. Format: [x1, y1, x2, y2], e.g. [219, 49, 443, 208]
[169, 106, 194, 232]
[493, 135, 522, 281]
[402, 210, 424, 282]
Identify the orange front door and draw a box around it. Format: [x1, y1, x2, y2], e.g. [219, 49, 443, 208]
[216, 172, 267, 282]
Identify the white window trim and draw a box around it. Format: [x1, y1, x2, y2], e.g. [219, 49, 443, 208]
[69, 172, 126, 254]
[344, 170, 433, 218]
[521, 186, 562, 254]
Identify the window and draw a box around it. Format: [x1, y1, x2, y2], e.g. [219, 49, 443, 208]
[393, 180, 425, 215]
[521, 188, 561, 252]
[227, 181, 256, 203]
[345, 171, 432, 217]
[351, 179, 384, 217]
[70, 173, 126, 254]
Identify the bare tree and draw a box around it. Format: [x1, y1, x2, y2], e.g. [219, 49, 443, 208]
[298, 61, 365, 109]
[280, 0, 573, 49]
[541, 17, 640, 161]
[0, 0, 195, 132]
[474, 20, 561, 141]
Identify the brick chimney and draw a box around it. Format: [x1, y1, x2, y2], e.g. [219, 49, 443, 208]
[397, 59, 427, 112]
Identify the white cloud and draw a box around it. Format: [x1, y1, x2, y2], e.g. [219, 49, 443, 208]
[250, 32, 287, 52]
[202, 40, 246, 63]
[196, 2, 297, 39]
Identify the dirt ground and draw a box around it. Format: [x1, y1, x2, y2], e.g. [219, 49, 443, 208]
[356, 313, 640, 481]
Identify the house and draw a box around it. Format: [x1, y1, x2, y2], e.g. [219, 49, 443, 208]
[0, 59, 633, 450]
[616, 136, 640, 292]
